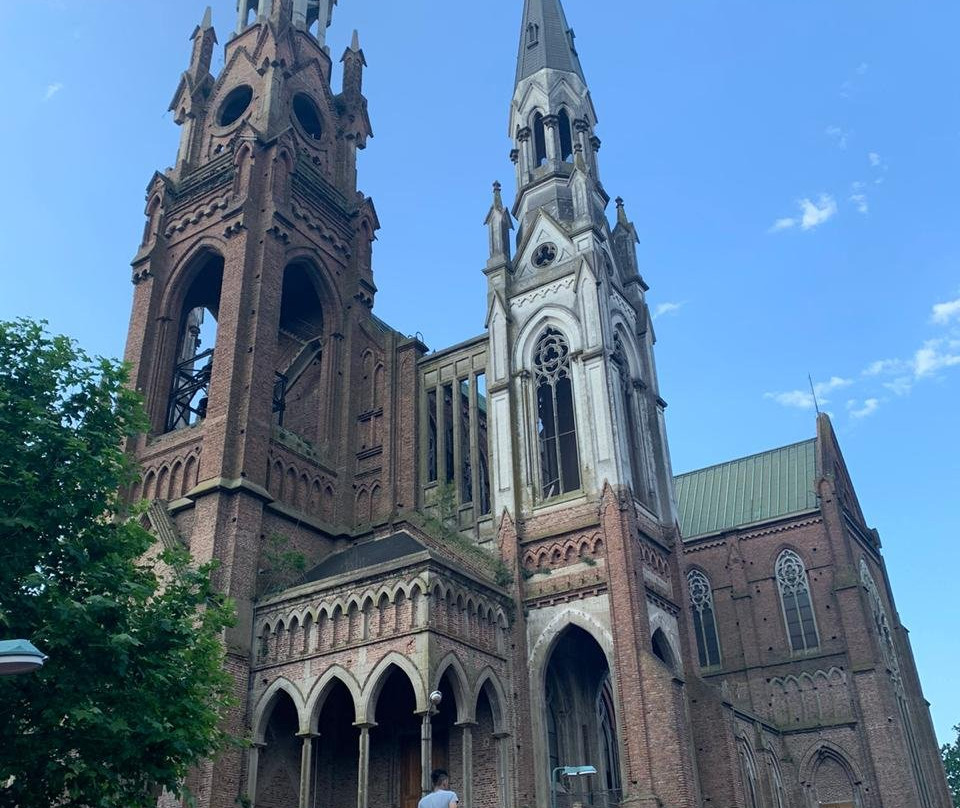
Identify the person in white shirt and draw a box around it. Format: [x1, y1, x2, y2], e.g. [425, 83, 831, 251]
[418, 769, 459, 808]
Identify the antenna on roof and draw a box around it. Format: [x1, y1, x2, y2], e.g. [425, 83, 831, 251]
[808, 374, 820, 415]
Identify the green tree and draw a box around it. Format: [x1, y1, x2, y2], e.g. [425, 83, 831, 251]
[943, 724, 960, 808]
[0, 320, 235, 808]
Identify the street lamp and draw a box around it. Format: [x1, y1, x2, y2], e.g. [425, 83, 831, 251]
[550, 764, 597, 808]
[0, 639, 47, 676]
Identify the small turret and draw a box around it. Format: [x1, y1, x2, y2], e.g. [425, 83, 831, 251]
[341, 30, 366, 103]
[189, 7, 217, 80]
[484, 182, 514, 267]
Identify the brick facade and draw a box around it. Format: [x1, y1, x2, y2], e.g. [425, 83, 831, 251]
[122, 3, 950, 808]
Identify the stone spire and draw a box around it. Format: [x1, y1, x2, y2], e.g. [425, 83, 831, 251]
[515, 0, 585, 86]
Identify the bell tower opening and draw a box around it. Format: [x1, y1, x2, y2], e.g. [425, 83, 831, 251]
[166, 253, 223, 433]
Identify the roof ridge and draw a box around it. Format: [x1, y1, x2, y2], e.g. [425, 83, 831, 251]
[674, 437, 816, 480]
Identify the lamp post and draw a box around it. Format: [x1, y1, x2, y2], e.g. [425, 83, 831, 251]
[0, 639, 47, 676]
[550, 764, 597, 808]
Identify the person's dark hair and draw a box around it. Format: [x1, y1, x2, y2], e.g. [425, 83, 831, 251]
[431, 769, 449, 787]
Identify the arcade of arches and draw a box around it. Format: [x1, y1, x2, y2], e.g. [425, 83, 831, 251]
[252, 664, 507, 808]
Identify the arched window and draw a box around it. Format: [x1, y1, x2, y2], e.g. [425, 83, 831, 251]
[533, 112, 547, 166]
[651, 628, 675, 670]
[534, 327, 580, 498]
[166, 254, 224, 432]
[687, 569, 721, 667]
[776, 550, 819, 652]
[596, 677, 621, 798]
[738, 740, 760, 808]
[558, 108, 574, 161]
[613, 333, 649, 505]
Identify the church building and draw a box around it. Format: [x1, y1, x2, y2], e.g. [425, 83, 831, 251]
[123, 1, 952, 806]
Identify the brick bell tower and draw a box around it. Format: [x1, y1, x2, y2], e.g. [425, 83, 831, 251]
[123, 2, 378, 805]
[484, 0, 702, 805]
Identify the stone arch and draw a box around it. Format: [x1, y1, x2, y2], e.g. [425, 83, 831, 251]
[473, 668, 508, 735]
[361, 652, 428, 723]
[798, 742, 863, 806]
[514, 305, 585, 373]
[251, 678, 308, 742]
[433, 652, 472, 723]
[279, 248, 345, 333]
[651, 626, 678, 671]
[305, 665, 363, 731]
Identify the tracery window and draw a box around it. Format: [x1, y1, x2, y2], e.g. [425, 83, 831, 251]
[534, 327, 580, 498]
[776, 550, 819, 652]
[687, 569, 721, 667]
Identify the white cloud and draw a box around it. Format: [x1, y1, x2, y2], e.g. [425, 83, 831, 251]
[764, 390, 815, 409]
[770, 194, 837, 233]
[863, 358, 908, 377]
[43, 82, 63, 101]
[856, 62, 869, 75]
[799, 195, 838, 230]
[868, 152, 882, 168]
[850, 193, 868, 214]
[884, 377, 913, 396]
[653, 301, 685, 319]
[764, 376, 851, 410]
[931, 297, 960, 325]
[769, 217, 796, 233]
[913, 339, 960, 378]
[848, 398, 880, 418]
[826, 125, 850, 149]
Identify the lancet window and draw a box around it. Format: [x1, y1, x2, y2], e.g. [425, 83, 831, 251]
[612, 334, 649, 505]
[533, 112, 547, 166]
[166, 254, 223, 433]
[776, 550, 819, 652]
[558, 108, 574, 161]
[534, 327, 580, 498]
[687, 569, 721, 667]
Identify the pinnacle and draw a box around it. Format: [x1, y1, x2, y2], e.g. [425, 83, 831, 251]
[351, 29, 361, 52]
[201, 6, 212, 29]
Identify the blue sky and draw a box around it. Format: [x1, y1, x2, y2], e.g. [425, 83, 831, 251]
[1, 1, 957, 742]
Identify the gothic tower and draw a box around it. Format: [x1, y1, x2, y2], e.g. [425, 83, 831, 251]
[121, 3, 417, 805]
[484, 1, 702, 806]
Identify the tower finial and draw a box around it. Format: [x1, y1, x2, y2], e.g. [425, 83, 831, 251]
[615, 197, 629, 226]
[200, 5, 212, 30]
[351, 29, 360, 52]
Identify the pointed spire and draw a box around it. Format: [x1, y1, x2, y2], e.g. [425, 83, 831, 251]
[485, 181, 514, 266]
[187, 6, 217, 82]
[515, 0, 586, 87]
[615, 196, 629, 227]
[351, 29, 360, 52]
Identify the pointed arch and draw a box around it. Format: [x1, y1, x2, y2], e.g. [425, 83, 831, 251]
[776, 549, 820, 651]
[361, 652, 428, 723]
[473, 668, 508, 735]
[305, 665, 364, 731]
[433, 653, 472, 723]
[687, 568, 721, 667]
[251, 678, 308, 742]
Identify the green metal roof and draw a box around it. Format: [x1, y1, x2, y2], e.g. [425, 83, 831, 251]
[674, 438, 819, 540]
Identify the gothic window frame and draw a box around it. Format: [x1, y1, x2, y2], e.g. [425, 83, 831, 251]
[738, 738, 761, 808]
[687, 569, 721, 668]
[532, 326, 581, 500]
[776, 549, 820, 653]
[612, 331, 651, 506]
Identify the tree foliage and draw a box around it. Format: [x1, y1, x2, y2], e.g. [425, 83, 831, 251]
[0, 320, 235, 808]
[943, 724, 960, 808]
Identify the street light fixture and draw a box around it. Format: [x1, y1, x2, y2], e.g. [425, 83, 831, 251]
[0, 639, 47, 676]
[550, 764, 597, 808]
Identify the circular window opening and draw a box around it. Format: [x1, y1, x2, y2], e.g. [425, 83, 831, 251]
[218, 85, 253, 127]
[293, 94, 323, 139]
[533, 242, 558, 268]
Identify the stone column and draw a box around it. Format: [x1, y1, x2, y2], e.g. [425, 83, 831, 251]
[420, 711, 434, 796]
[542, 115, 560, 165]
[516, 127, 532, 183]
[493, 732, 511, 808]
[246, 742, 266, 805]
[298, 731, 319, 808]
[456, 721, 477, 808]
[355, 722, 374, 808]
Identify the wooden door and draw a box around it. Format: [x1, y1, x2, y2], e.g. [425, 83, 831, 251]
[400, 736, 422, 808]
